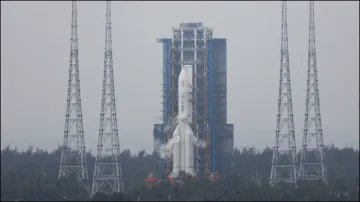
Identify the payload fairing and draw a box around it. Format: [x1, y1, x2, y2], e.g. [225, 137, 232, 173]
[161, 65, 201, 178]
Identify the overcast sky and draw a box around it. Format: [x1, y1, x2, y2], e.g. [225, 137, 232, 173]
[1, 1, 359, 154]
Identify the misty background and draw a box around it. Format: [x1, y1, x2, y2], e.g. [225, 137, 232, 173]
[1, 1, 359, 154]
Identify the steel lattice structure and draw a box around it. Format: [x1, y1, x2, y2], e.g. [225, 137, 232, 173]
[270, 1, 297, 185]
[59, 1, 89, 190]
[299, 0, 327, 183]
[91, 1, 124, 197]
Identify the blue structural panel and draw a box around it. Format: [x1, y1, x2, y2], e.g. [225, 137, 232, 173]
[154, 38, 172, 176]
[206, 38, 231, 173]
[206, 39, 216, 172]
[161, 38, 172, 128]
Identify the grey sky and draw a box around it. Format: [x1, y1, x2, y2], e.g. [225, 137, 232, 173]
[1, 1, 358, 154]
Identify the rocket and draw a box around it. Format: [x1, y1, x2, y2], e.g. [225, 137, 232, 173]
[163, 65, 199, 178]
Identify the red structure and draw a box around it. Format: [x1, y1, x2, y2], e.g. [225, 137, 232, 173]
[145, 173, 159, 187]
[208, 172, 219, 182]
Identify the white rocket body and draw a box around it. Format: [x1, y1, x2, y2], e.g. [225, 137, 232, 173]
[166, 65, 198, 178]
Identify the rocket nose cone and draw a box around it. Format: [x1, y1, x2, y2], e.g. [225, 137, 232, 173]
[179, 68, 187, 81]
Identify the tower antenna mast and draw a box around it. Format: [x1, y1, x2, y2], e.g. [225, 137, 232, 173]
[270, 1, 298, 185]
[91, 1, 124, 197]
[59, 0, 89, 190]
[299, 0, 327, 183]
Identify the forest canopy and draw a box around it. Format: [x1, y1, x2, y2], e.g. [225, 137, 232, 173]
[1, 144, 359, 201]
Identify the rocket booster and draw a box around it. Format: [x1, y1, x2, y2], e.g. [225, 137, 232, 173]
[166, 65, 198, 178]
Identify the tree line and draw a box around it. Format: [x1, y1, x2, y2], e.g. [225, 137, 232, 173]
[1, 144, 359, 201]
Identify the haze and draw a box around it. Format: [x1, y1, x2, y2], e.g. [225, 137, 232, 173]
[1, 1, 359, 154]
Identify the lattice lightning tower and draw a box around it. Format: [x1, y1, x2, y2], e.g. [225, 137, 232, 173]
[270, 1, 297, 185]
[91, 1, 124, 197]
[299, 0, 327, 183]
[59, 1, 89, 189]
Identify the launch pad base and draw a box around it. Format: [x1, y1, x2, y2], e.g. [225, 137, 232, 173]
[167, 172, 199, 185]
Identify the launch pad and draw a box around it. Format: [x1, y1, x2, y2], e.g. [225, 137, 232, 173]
[167, 172, 201, 185]
[145, 170, 219, 188]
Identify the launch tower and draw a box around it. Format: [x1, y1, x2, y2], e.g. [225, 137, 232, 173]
[154, 22, 234, 179]
[299, 0, 327, 183]
[59, 1, 89, 190]
[270, 1, 298, 185]
[91, 1, 124, 197]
